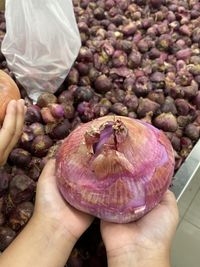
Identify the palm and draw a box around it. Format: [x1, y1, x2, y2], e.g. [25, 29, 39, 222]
[101, 191, 178, 254]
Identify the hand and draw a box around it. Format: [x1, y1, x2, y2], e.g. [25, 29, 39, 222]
[101, 190, 179, 267]
[0, 99, 26, 166]
[34, 160, 94, 242]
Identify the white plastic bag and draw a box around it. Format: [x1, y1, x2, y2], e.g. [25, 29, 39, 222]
[1, 0, 81, 101]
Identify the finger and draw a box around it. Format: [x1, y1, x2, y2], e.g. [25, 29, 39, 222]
[160, 190, 177, 207]
[5, 99, 25, 155]
[39, 159, 56, 183]
[0, 100, 17, 153]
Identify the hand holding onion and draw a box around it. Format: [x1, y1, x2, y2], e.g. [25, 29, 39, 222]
[0, 70, 26, 166]
[0, 99, 26, 166]
[34, 160, 94, 241]
[101, 190, 179, 267]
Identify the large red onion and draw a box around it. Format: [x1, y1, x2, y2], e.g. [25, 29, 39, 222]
[56, 116, 174, 223]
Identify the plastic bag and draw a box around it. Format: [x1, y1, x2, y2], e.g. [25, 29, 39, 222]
[1, 0, 81, 102]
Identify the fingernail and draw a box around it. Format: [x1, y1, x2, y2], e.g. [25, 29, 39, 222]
[18, 99, 25, 105]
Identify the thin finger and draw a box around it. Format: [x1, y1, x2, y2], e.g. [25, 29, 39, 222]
[0, 100, 17, 153]
[5, 99, 25, 154]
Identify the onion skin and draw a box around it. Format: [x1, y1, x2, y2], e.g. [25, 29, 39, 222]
[56, 116, 174, 223]
[0, 70, 21, 124]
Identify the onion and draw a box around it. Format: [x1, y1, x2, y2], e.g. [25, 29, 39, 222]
[154, 113, 178, 132]
[8, 148, 32, 168]
[0, 226, 16, 251]
[9, 175, 36, 204]
[8, 202, 34, 231]
[56, 116, 174, 223]
[0, 70, 21, 124]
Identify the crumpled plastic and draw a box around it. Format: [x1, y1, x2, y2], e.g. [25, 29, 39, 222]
[1, 0, 81, 102]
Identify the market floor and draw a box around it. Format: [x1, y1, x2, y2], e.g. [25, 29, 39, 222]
[171, 172, 200, 267]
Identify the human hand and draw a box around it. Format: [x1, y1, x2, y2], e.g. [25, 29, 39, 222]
[34, 160, 94, 242]
[101, 190, 179, 267]
[0, 99, 26, 166]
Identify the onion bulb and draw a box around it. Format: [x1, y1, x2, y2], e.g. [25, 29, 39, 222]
[0, 70, 21, 124]
[56, 116, 174, 223]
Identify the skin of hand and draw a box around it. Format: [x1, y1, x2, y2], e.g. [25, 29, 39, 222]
[101, 190, 179, 267]
[0, 160, 93, 267]
[0, 99, 26, 166]
[33, 159, 94, 240]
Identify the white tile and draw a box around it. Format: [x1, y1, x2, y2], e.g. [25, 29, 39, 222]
[177, 169, 200, 218]
[185, 189, 200, 228]
[171, 219, 200, 267]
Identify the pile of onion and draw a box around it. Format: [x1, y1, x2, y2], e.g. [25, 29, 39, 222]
[0, 70, 21, 124]
[56, 116, 175, 223]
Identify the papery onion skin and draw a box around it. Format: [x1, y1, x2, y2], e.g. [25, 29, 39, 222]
[56, 116, 174, 223]
[0, 70, 21, 124]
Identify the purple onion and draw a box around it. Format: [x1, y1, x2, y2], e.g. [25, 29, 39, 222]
[123, 76, 136, 91]
[67, 68, 79, 85]
[0, 170, 11, 197]
[74, 86, 94, 103]
[37, 93, 57, 108]
[9, 175, 36, 204]
[148, 91, 165, 105]
[176, 48, 192, 60]
[62, 103, 75, 119]
[110, 103, 128, 116]
[41, 107, 56, 124]
[9, 148, 32, 168]
[49, 119, 71, 140]
[134, 76, 152, 96]
[137, 98, 160, 118]
[25, 105, 42, 124]
[161, 96, 177, 115]
[177, 115, 192, 128]
[154, 113, 178, 132]
[156, 34, 172, 51]
[122, 22, 136, 36]
[181, 80, 198, 99]
[137, 38, 149, 53]
[94, 75, 112, 93]
[150, 71, 165, 82]
[8, 202, 34, 231]
[49, 104, 65, 119]
[124, 94, 139, 111]
[31, 135, 53, 157]
[181, 137, 193, 149]
[29, 123, 45, 137]
[112, 50, 128, 67]
[179, 25, 192, 37]
[175, 99, 190, 116]
[116, 40, 132, 53]
[184, 123, 200, 141]
[78, 47, 93, 62]
[29, 157, 43, 181]
[0, 227, 16, 251]
[128, 50, 142, 68]
[193, 91, 200, 109]
[76, 62, 90, 76]
[58, 89, 75, 104]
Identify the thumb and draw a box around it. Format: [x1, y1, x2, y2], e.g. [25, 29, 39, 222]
[39, 159, 56, 183]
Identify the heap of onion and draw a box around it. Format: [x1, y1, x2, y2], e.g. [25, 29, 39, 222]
[56, 116, 174, 223]
[0, 70, 21, 124]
